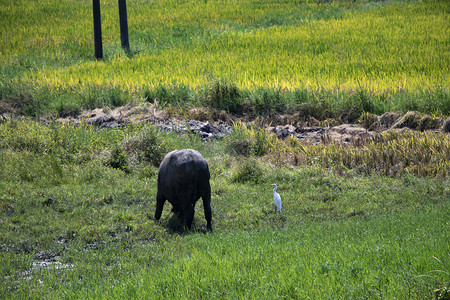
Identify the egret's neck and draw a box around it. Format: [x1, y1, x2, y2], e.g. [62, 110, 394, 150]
[272, 186, 277, 193]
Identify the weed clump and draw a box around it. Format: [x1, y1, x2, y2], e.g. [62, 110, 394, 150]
[203, 79, 242, 114]
[225, 122, 279, 157]
[442, 117, 450, 133]
[106, 146, 129, 173]
[227, 138, 253, 156]
[417, 115, 442, 131]
[379, 112, 401, 130]
[121, 125, 168, 167]
[358, 112, 379, 130]
[80, 85, 131, 110]
[0, 118, 52, 154]
[141, 83, 191, 107]
[390, 111, 444, 131]
[247, 87, 287, 115]
[393, 111, 422, 129]
[231, 158, 264, 184]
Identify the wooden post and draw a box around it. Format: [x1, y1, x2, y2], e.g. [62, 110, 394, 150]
[92, 0, 103, 59]
[118, 0, 129, 51]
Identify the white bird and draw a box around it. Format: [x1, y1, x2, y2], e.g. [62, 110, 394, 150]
[269, 183, 282, 214]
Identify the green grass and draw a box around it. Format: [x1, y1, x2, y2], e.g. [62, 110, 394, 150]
[2, 198, 449, 298]
[1, 0, 449, 117]
[93, 205, 450, 299]
[0, 119, 449, 298]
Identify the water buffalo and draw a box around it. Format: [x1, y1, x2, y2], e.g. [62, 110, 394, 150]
[155, 149, 212, 231]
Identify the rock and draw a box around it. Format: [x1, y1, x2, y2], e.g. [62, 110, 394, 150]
[359, 113, 379, 130]
[392, 111, 422, 130]
[379, 112, 401, 130]
[442, 117, 450, 133]
[271, 125, 296, 139]
[269, 124, 376, 144]
[389, 111, 443, 131]
[327, 124, 374, 145]
[417, 115, 442, 131]
[179, 120, 231, 140]
[201, 123, 212, 133]
[333, 124, 366, 135]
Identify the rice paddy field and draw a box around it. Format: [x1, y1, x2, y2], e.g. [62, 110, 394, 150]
[0, 0, 449, 299]
[1, 0, 449, 116]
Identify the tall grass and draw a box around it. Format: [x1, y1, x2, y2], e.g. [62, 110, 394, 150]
[287, 130, 450, 177]
[221, 120, 450, 177]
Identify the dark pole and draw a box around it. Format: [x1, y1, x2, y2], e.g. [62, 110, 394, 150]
[118, 0, 129, 51]
[92, 0, 103, 59]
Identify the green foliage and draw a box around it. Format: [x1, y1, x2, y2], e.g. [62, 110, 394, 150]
[0, 118, 124, 163]
[122, 205, 448, 299]
[79, 85, 131, 110]
[247, 87, 287, 115]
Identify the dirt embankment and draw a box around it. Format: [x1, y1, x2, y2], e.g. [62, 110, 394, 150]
[56, 103, 450, 144]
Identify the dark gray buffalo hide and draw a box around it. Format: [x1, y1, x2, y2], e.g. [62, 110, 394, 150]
[155, 149, 212, 231]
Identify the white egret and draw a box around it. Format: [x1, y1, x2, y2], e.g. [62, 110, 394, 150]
[269, 183, 282, 214]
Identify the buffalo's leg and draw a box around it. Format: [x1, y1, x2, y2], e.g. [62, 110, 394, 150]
[154, 191, 165, 220]
[177, 209, 186, 231]
[185, 203, 195, 230]
[202, 185, 212, 231]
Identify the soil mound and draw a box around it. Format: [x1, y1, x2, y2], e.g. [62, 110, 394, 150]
[54, 104, 448, 144]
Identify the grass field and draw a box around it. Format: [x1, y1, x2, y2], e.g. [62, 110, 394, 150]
[1, 0, 449, 298]
[1, 0, 449, 117]
[0, 119, 449, 298]
[3, 204, 449, 298]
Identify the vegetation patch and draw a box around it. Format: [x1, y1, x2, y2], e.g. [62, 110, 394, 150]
[0, 117, 449, 298]
[121, 124, 169, 167]
[287, 130, 450, 177]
